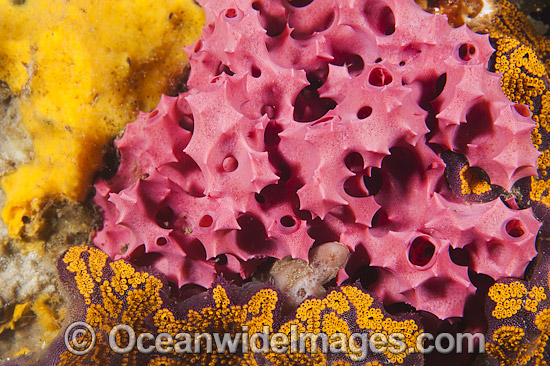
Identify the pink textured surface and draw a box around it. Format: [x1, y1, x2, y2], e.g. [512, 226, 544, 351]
[93, 0, 541, 318]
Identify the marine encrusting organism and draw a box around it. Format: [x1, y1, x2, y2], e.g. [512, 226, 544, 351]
[1, 246, 424, 366]
[484, 236, 550, 365]
[269, 241, 350, 310]
[93, 0, 542, 319]
[0, 0, 204, 239]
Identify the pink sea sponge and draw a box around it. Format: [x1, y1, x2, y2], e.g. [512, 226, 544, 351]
[94, 0, 541, 319]
[337, 142, 539, 318]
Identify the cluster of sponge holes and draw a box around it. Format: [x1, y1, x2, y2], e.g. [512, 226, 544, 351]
[252, 0, 336, 40]
[408, 236, 437, 269]
[293, 56, 367, 123]
[155, 206, 175, 229]
[154, 207, 175, 247]
[291, 51, 368, 122]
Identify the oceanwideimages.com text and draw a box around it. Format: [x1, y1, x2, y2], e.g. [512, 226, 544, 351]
[65, 321, 486, 359]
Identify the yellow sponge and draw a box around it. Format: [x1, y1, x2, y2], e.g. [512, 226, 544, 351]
[0, 0, 204, 237]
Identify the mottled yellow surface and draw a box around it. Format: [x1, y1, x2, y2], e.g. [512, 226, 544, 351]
[0, 302, 31, 335]
[459, 166, 492, 196]
[31, 293, 65, 345]
[0, 0, 204, 238]
[486, 279, 550, 365]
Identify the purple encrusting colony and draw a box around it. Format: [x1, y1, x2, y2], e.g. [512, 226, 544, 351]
[94, 0, 541, 319]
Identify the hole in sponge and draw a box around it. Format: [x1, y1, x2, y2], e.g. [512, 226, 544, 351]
[459, 43, 476, 61]
[225, 8, 237, 18]
[408, 237, 436, 267]
[155, 207, 175, 229]
[264, 121, 282, 146]
[215, 254, 228, 265]
[345, 152, 364, 173]
[306, 65, 329, 89]
[331, 52, 364, 77]
[435, 73, 447, 98]
[199, 215, 214, 228]
[280, 215, 296, 227]
[370, 208, 389, 227]
[364, 3, 395, 36]
[194, 40, 202, 52]
[505, 219, 525, 238]
[344, 176, 368, 197]
[357, 266, 379, 288]
[215, 63, 235, 76]
[383, 147, 423, 186]
[293, 87, 337, 122]
[364, 168, 383, 196]
[514, 104, 531, 117]
[179, 114, 194, 132]
[357, 106, 373, 119]
[288, 0, 313, 7]
[449, 246, 469, 266]
[257, 7, 287, 37]
[156, 237, 168, 246]
[368, 67, 393, 86]
[255, 193, 266, 204]
[251, 65, 262, 78]
[236, 214, 269, 253]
